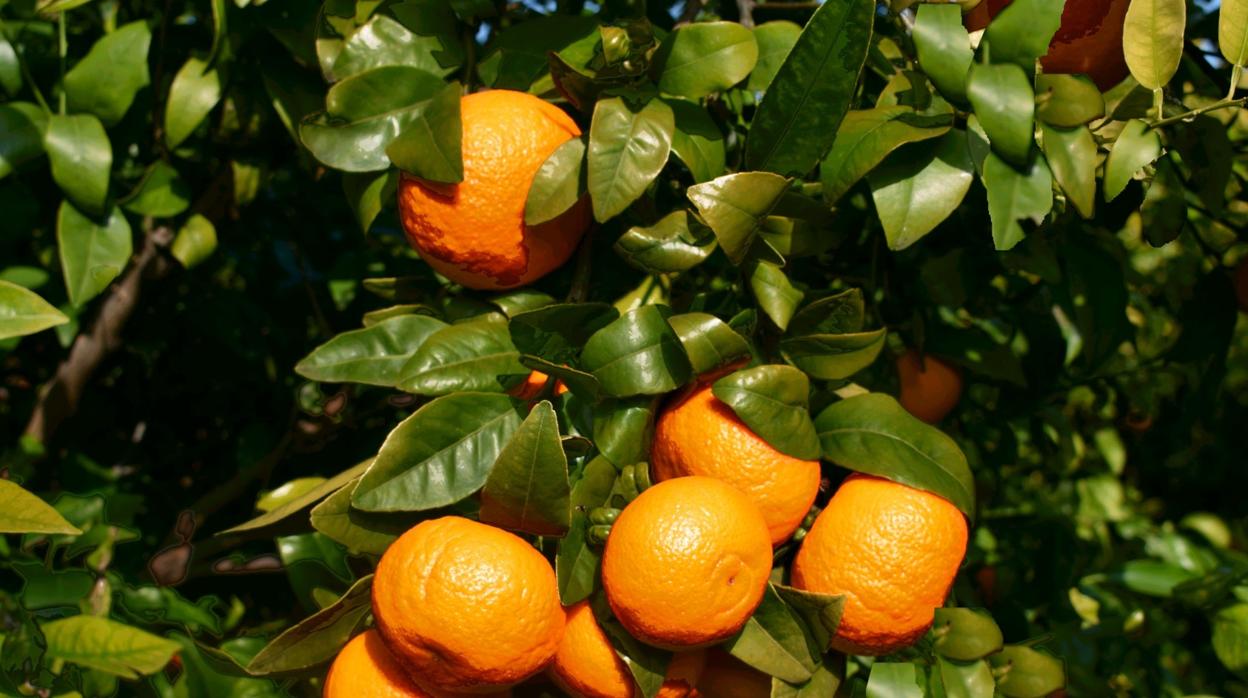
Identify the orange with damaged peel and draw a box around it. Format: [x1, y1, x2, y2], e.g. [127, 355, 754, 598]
[398, 90, 590, 290]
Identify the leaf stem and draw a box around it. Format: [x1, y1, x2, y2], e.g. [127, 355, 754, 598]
[1149, 97, 1248, 129]
[1230, 64, 1243, 101]
[0, 20, 52, 113]
[1152, 87, 1162, 122]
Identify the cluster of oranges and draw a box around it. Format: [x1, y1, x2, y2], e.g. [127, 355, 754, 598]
[324, 89, 973, 696]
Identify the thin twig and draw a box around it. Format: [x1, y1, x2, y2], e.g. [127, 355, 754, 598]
[1149, 97, 1247, 129]
[566, 230, 594, 304]
[737, 0, 756, 28]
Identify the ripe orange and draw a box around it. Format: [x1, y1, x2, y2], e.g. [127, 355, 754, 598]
[651, 383, 821, 545]
[509, 370, 570, 401]
[896, 349, 963, 424]
[791, 475, 968, 656]
[372, 517, 565, 692]
[397, 90, 590, 290]
[324, 630, 431, 698]
[1235, 258, 1248, 313]
[695, 650, 771, 698]
[548, 601, 706, 698]
[601, 477, 773, 649]
[965, 0, 1131, 91]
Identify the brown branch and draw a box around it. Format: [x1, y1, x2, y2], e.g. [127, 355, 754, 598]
[737, 0, 756, 27]
[22, 225, 175, 446]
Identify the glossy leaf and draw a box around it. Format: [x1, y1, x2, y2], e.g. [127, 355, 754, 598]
[989, 646, 1065, 698]
[42, 615, 181, 678]
[668, 312, 750, 376]
[220, 461, 372, 535]
[63, 21, 151, 125]
[310, 483, 413, 555]
[0, 281, 70, 342]
[748, 21, 801, 91]
[245, 576, 373, 676]
[712, 365, 819, 460]
[749, 261, 804, 331]
[615, 210, 716, 274]
[913, 4, 973, 103]
[725, 584, 817, 684]
[773, 585, 845, 655]
[932, 608, 1004, 661]
[385, 81, 463, 184]
[814, 392, 975, 516]
[332, 15, 458, 80]
[582, 305, 691, 398]
[821, 106, 950, 204]
[0, 479, 81, 534]
[57, 202, 132, 308]
[1035, 75, 1106, 127]
[296, 314, 447, 387]
[122, 161, 191, 218]
[687, 171, 789, 265]
[966, 62, 1034, 167]
[526, 137, 587, 226]
[1123, 0, 1185, 90]
[352, 392, 523, 512]
[480, 400, 571, 536]
[556, 457, 616, 604]
[399, 314, 528, 396]
[667, 97, 726, 183]
[165, 57, 223, 149]
[866, 663, 923, 698]
[936, 657, 995, 698]
[45, 114, 111, 215]
[745, 0, 874, 175]
[171, 214, 218, 269]
[983, 149, 1053, 251]
[869, 130, 974, 250]
[781, 329, 886, 381]
[1103, 120, 1162, 202]
[480, 15, 598, 90]
[592, 397, 657, 468]
[982, 0, 1066, 69]
[587, 97, 674, 222]
[789, 289, 864, 336]
[653, 21, 758, 99]
[510, 302, 619, 364]
[0, 103, 47, 179]
[1041, 124, 1096, 219]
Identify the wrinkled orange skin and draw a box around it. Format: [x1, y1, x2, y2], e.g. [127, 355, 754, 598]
[547, 601, 707, 698]
[896, 349, 963, 424]
[602, 477, 773, 649]
[372, 517, 565, 693]
[965, 0, 1131, 91]
[509, 370, 570, 401]
[651, 383, 821, 545]
[696, 650, 772, 698]
[792, 475, 968, 656]
[398, 90, 590, 290]
[1236, 259, 1248, 313]
[325, 630, 431, 698]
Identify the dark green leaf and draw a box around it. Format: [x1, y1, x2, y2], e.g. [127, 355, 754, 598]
[332, 15, 458, 80]
[1040, 124, 1096, 219]
[749, 261, 804, 331]
[510, 302, 619, 363]
[712, 365, 818, 459]
[913, 4, 972, 103]
[0, 281, 70, 342]
[982, 0, 1066, 69]
[592, 397, 657, 468]
[748, 21, 801, 91]
[57, 201, 132, 308]
[821, 106, 950, 204]
[725, 584, 817, 684]
[966, 62, 1034, 167]
[45, 114, 111, 215]
[42, 615, 180, 678]
[1103, 119, 1162, 202]
[165, 57, 223, 149]
[781, 329, 886, 381]
[773, 585, 845, 655]
[666, 97, 726, 183]
[0, 480, 81, 534]
[600, 613, 669, 698]
[385, 81, 463, 184]
[480, 401, 572, 536]
[587, 97, 674, 222]
[246, 576, 373, 676]
[989, 646, 1065, 698]
[557, 456, 618, 604]
[296, 314, 448, 387]
[869, 130, 974, 250]
[983, 149, 1053, 251]
[1035, 74, 1106, 127]
[615, 210, 716, 273]
[398, 314, 528, 395]
[0, 102, 47, 179]
[581, 305, 692, 397]
[526, 136, 587, 226]
[63, 21, 151, 125]
[480, 15, 598, 90]
[342, 169, 397, 232]
[931, 608, 1004, 661]
[653, 21, 758, 99]
[789, 289, 864, 335]
[668, 312, 751, 376]
[686, 171, 789, 265]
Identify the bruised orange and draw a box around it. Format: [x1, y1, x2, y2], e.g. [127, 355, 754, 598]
[696, 650, 772, 698]
[791, 475, 968, 656]
[372, 517, 564, 692]
[601, 477, 772, 649]
[896, 349, 963, 424]
[324, 630, 431, 698]
[398, 90, 590, 290]
[548, 601, 706, 698]
[651, 383, 821, 545]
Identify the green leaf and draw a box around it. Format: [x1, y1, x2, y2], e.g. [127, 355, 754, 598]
[982, 0, 1066, 69]
[615, 210, 716, 274]
[666, 97, 726, 184]
[1114, 559, 1198, 597]
[935, 657, 995, 698]
[63, 21, 151, 125]
[581, 305, 692, 398]
[780, 329, 886, 381]
[773, 585, 845, 655]
[592, 397, 657, 468]
[745, 0, 874, 176]
[480, 15, 598, 90]
[385, 81, 463, 183]
[310, 483, 413, 555]
[510, 302, 619, 364]
[789, 289, 864, 336]
[352, 392, 522, 512]
[165, 57, 223, 149]
[869, 130, 974, 250]
[220, 461, 372, 536]
[0, 280, 70, 342]
[398, 314, 528, 395]
[1035, 74, 1106, 127]
[1213, 603, 1248, 672]
[748, 21, 801, 91]
[653, 21, 758, 99]
[668, 312, 751, 376]
[866, 663, 923, 698]
[599, 612, 669, 698]
[557, 456, 616, 604]
[0, 32, 20, 96]
[712, 365, 818, 459]
[988, 646, 1065, 698]
[480, 400, 571, 536]
[820, 107, 950, 204]
[1221, 0, 1248, 66]
[45, 114, 112, 215]
[57, 201, 132, 308]
[1040, 124, 1096, 219]
[725, 584, 817, 684]
[41, 615, 180, 678]
[932, 608, 1004, 661]
[966, 62, 1034, 167]
[1103, 119, 1162, 202]
[296, 314, 448, 387]
[300, 66, 445, 172]
[342, 170, 397, 233]
[983, 149, 1052, 251]
[814, 392, 975, 517]
[121, 161, 191, 218]
[1123, 0, 1185, 90]
[913, 4, 972, 103]
[749, 261, 804, 331]
[171, 214, 218, 269]
[0, 479, 81, 534]
[687, 171, 789, 265]
[0, 102, 47, 179]
[587, 97, 674, 222]
[526, 136, 587, 226]
[246, 576, 373, 676]
[774, 655, 847, 697]
[332, 14, 459, 80]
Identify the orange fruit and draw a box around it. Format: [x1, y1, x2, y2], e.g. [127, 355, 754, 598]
[509, 370, 570, 401]
[965, 0, 1131, 91]
[1235, 258, 1248, 313]
[372, 516, 565, 692]
[324, 630, 431, 698]
[397, 90, 590, 290]
[601, 477, 772, 649]
[791, 475, 968, 656]
[896, 349, 963, 424]
[696, 650, 771, 698]
[651, 383, 821, 545]
[548, 601, 707, 698]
